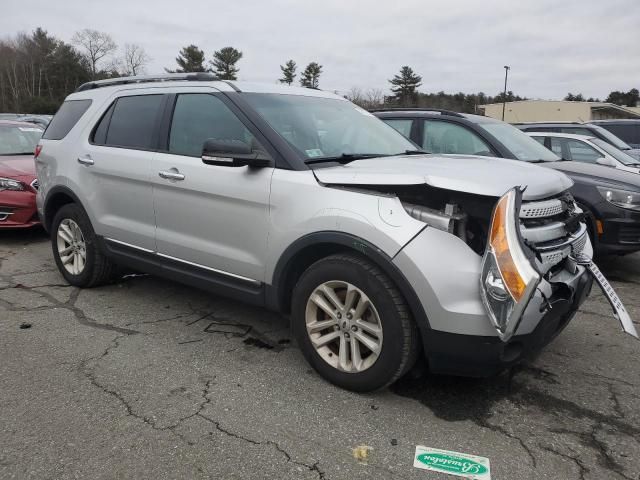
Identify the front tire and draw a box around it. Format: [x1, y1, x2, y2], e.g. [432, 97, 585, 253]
[51, 204, 117, 287]
[292, 253, 419, 392]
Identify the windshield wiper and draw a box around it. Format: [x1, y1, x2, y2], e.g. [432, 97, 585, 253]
[304, 153, 385, 165]
[399, 149, 429, 155]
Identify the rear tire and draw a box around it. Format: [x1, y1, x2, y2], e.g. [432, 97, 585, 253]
[51, 204, 117, 287]
[292, 253, 419, 392]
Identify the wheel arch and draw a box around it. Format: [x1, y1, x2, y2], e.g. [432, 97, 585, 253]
[43, 186, 86, 233]
[266, 232, 431, 332]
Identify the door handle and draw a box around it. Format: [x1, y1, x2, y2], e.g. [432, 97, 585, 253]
[77, 156, 94, 166]
[158, 170, 185, 181]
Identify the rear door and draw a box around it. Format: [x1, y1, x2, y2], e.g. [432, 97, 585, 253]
[79, 91, 165, 250]
[151, 91, 274, 282]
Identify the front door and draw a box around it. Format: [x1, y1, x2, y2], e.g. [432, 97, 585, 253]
[152, 92, 273, 282]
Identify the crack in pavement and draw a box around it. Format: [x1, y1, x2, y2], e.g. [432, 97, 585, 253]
[538, 442, 590, 480]
[197, 413, 327, 480]
[0, 273, 139, 335]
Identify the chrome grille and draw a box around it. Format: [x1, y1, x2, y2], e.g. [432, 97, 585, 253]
[519, 199, 563, 219]
[519, 194, 588, 272]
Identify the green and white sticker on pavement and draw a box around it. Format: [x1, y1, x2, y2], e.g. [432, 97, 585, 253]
[413, 446, 491, 479]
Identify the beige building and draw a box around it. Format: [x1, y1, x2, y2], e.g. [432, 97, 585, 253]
[479, 100, 640, 123]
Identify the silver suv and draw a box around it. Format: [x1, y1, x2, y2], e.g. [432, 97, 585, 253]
[34, 74, 627, 392]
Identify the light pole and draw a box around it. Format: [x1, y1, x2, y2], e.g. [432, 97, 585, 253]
[502, 65, 510, 121]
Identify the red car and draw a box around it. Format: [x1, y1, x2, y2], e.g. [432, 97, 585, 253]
[0, 120, 43, 228]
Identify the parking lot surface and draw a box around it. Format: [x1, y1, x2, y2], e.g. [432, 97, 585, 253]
[1, 229, 639, 480]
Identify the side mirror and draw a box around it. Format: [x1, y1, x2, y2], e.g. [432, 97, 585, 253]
[201, 139, 270, 168]
[596, 157, 617, 168]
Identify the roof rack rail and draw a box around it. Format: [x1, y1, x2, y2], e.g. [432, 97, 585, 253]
[75, 72, 220, 92]
[369, 108, 465, 118]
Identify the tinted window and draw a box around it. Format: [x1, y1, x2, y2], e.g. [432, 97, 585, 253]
[43, 99, 92, 140]
[383, 119, 413, 138]
[532, 136, 546, 146]
[91, 102, 115, 145]
[169, 94, 260, 157]
[106, 95, 163, 149]
[600, 124, 639, 145]
[423, 120, 492, 155]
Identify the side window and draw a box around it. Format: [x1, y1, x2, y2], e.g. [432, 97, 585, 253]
[91, 102, 115, 145]
[105, 95, 163, 149]
[605, 124, 637, 144]
[565, 139, 601, 163]
[169, 93, 260, 157]
[43, 99, 92, 140]
[382, 119, 413, 139]
[423, 120, 492, 156]
[549, 137, 564, 157]
[532, 136, 546, 146]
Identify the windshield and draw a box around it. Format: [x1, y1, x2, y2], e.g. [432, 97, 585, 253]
[589, 124, 633, 150]
[242, 93, 417, 160]
[0, 125, 43, 155]
[591, 138, 640, 165]
[480, 122, 560, 162]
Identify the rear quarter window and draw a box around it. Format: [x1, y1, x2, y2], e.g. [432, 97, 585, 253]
[42, 99, 92, 140]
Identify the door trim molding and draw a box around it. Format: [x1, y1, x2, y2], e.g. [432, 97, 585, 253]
[104, 237, 260, 285]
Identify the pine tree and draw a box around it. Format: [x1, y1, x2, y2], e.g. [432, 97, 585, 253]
[211, 47, 243, 80]
[300, 62, 322, 88]
[170, 45, 206, 73]
[279, 60, 297, 85]
[389, 66, 422, 106]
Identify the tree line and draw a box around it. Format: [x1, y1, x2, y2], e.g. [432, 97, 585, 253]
[1, 28, 637, 115]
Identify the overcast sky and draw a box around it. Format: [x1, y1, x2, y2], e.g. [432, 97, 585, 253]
[3, 0, 638, 100]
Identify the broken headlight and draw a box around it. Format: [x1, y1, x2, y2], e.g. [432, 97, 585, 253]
[480, 188, 541, 341]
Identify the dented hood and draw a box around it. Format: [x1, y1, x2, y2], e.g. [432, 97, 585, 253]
[312, 154, 573, 200]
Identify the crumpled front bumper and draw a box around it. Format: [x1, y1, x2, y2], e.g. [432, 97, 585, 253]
[392, 225, 594, 376]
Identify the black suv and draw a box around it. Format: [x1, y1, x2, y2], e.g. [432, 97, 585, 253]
[591, 119, 640, 149]
[374, 109, 640, 255]
[515, 121, 640, 160]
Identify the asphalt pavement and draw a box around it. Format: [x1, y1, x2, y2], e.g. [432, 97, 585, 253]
[1, 228, 639, 479]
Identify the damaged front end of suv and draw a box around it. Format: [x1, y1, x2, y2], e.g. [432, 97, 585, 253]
[313, 156, 635, 376]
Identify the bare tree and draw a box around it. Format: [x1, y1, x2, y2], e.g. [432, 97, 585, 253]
[345, 87, 366, 107]
[122, 43, 150, 76]
[72, 29, 117, 78]
[365, 88, 385, 108]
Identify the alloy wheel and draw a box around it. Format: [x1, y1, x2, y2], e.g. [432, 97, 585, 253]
[305, 280, 383, 373]
[56, 218, 87, 275]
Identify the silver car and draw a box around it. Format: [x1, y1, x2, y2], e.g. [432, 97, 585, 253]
[34, 73, 630, 392]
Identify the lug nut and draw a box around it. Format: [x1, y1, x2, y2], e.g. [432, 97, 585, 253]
[336, 313, 342, 319]
[346, 313, 352, 320]
[351, 325, 358, 332]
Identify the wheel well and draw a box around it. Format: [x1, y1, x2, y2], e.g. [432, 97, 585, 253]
[277, 243, 351, 313]
[44, 192, 75, 232]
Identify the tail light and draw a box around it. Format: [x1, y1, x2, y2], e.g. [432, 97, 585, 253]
[34, 144, 42, 159]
